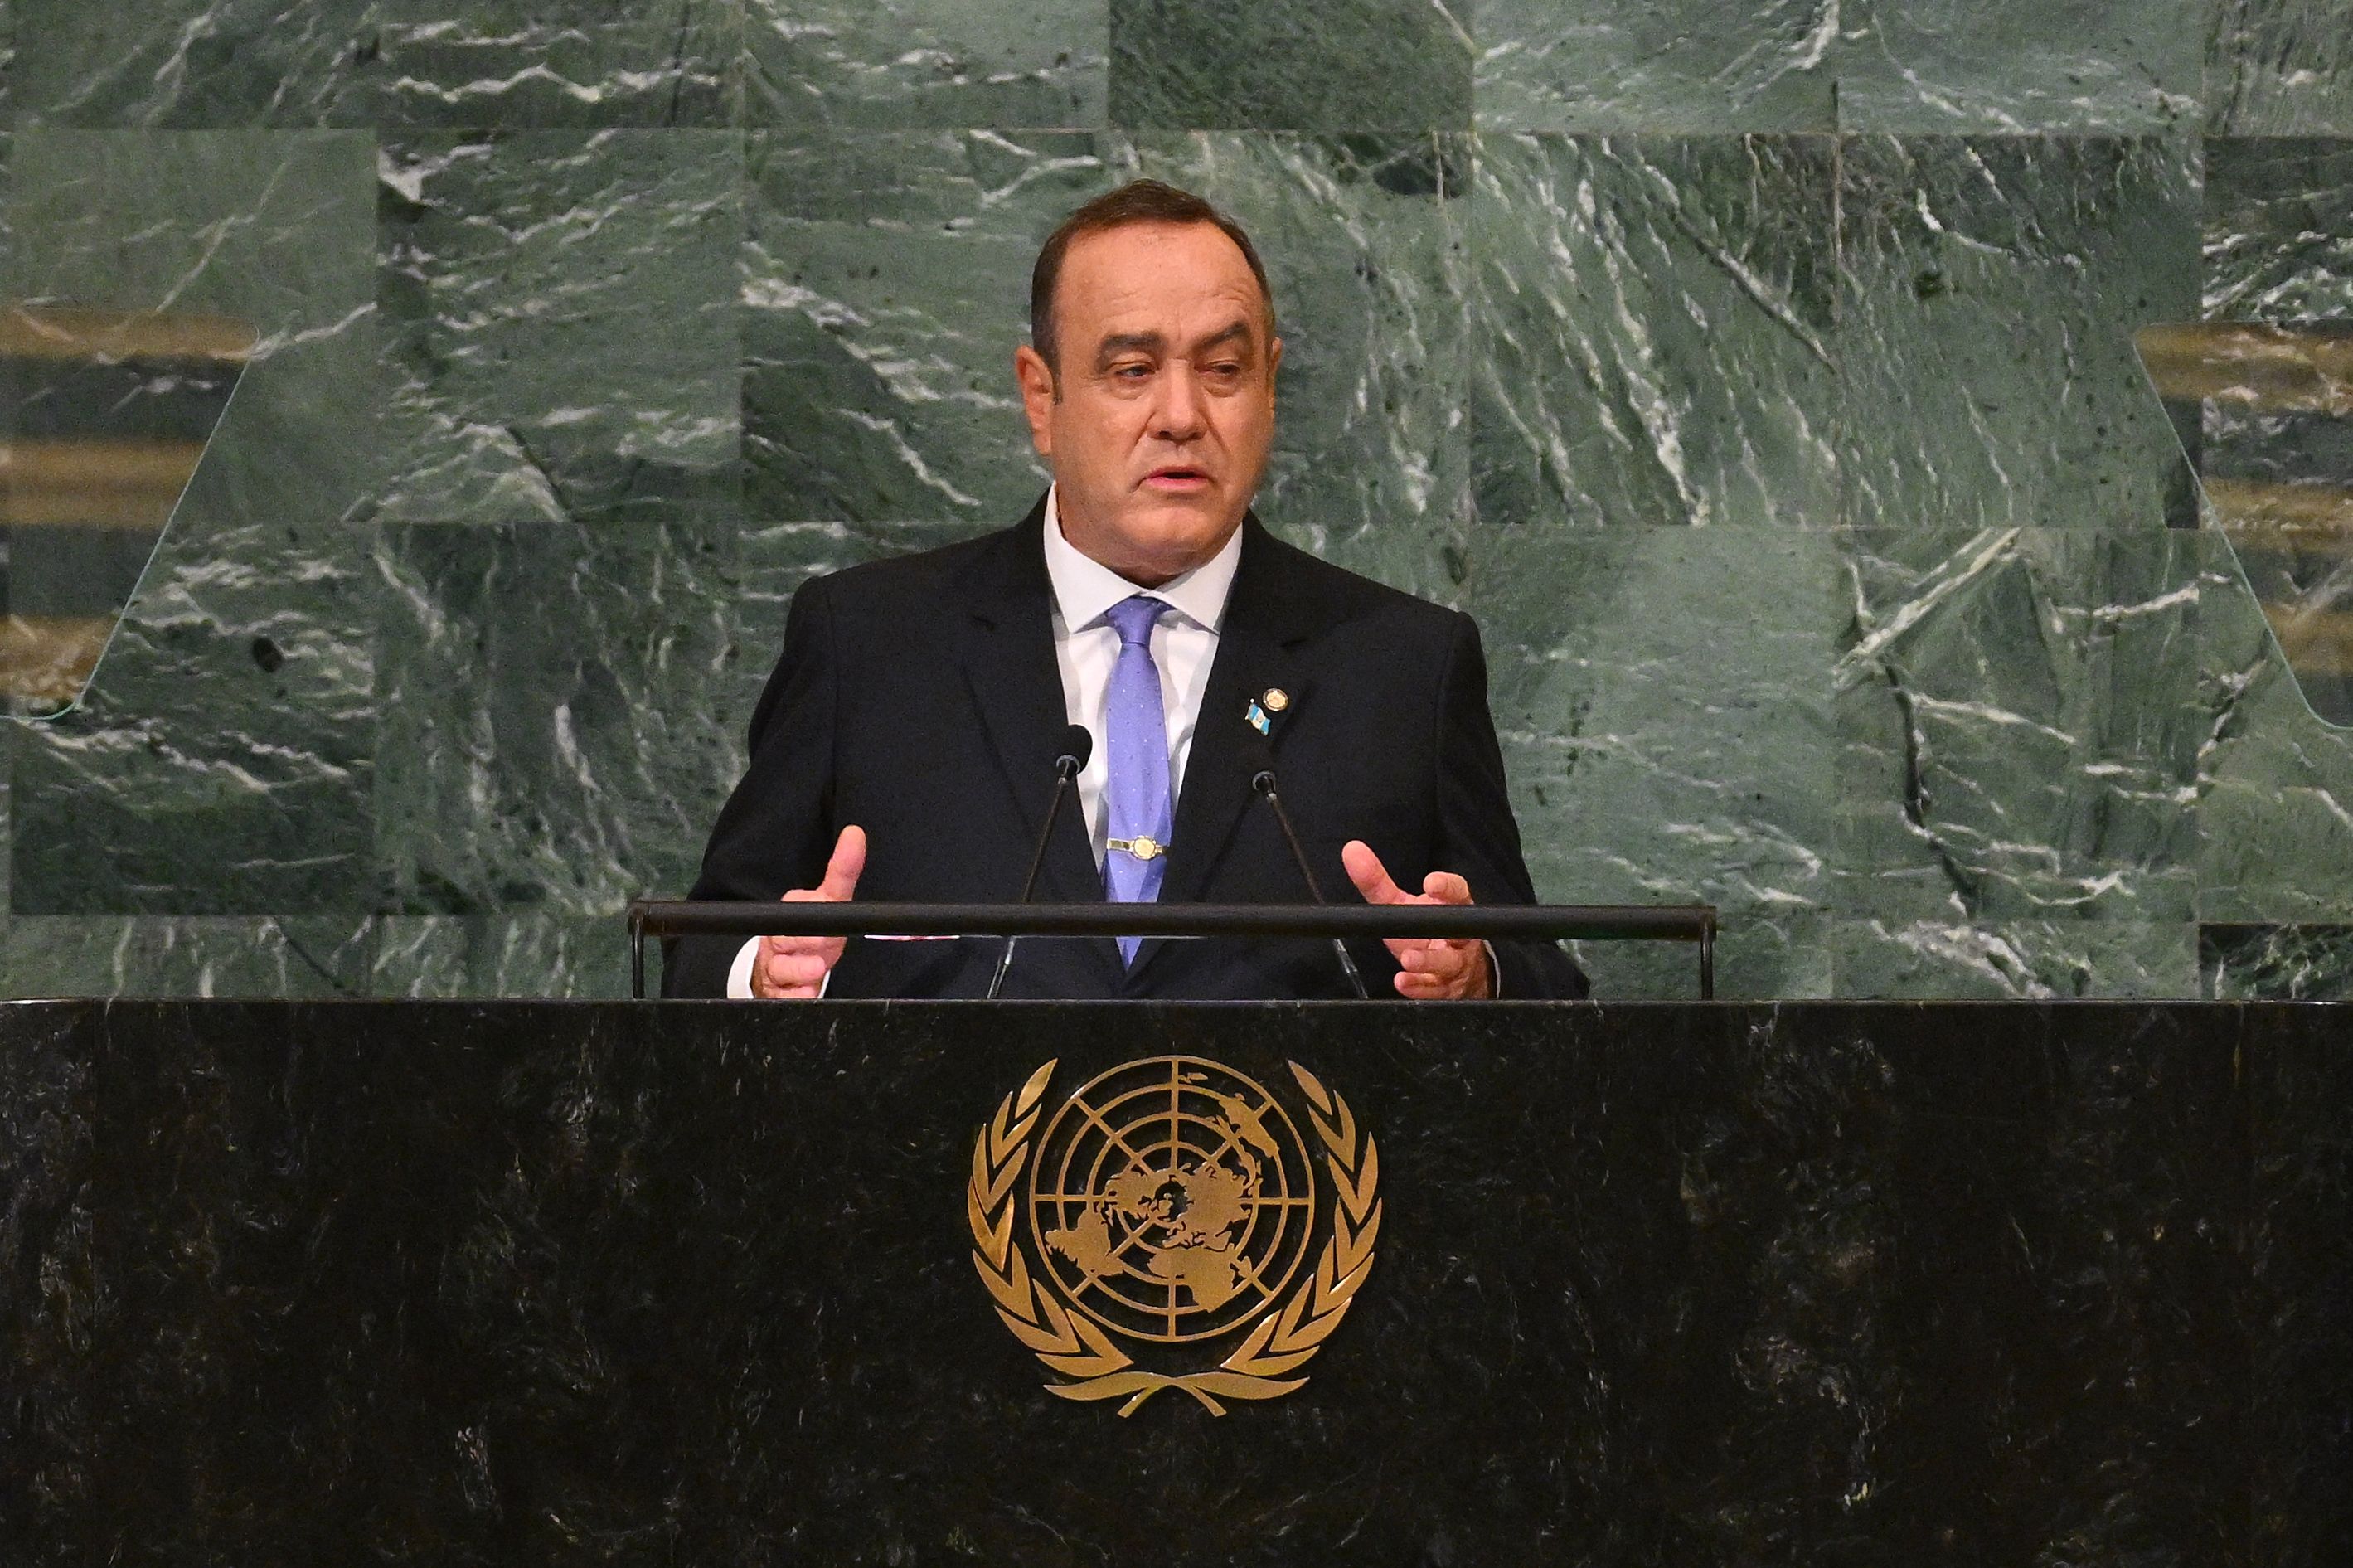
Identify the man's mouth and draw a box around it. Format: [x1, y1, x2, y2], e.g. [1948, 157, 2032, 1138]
[1142, 465, 1212, 492]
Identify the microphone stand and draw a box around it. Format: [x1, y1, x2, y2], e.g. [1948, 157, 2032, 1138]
[1251, 769, 1371, 1000]
[987, 746, 1086, 1000]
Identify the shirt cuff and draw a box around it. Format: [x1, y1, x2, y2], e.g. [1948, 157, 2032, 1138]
[1482, 940, 1502, 1000]
[726, 936, 761, 998]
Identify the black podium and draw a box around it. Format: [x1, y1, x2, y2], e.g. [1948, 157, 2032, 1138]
[3, 999, 2346, 1564]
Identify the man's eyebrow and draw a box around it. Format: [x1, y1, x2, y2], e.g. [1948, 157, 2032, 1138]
[1189, 320, 1254, 357]
[1094, 332, 1164, 365]
[1091, 320, 1259, 367]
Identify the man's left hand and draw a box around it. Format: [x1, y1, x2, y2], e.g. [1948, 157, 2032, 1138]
[1341, 841, 1492, 1000]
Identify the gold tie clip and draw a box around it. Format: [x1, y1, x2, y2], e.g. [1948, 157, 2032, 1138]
[1109, 835, 1168, 862]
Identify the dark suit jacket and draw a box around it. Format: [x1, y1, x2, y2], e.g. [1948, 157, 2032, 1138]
[665, 499, 1588, 1000]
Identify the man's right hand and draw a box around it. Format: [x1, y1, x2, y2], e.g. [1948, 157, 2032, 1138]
[752, 825, 866, 998]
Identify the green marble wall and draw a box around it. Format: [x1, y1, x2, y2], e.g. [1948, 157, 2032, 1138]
[0, 1, 2348, 999]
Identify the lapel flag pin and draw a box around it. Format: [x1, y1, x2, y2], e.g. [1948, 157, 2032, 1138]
[1245, 687, 1290, 736]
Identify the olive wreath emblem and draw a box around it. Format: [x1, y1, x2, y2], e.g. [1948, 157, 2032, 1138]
[967, 1057, 1381, 1416]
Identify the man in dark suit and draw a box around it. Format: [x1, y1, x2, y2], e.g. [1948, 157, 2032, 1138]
[667, 181, 1585, 1002]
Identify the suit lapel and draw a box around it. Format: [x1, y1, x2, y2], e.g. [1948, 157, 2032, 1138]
[1128, 518, 1325, 987]
[959, 503, 1115, 944]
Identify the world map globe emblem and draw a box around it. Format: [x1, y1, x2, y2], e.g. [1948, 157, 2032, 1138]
[1026, 1056, 1320, 1345]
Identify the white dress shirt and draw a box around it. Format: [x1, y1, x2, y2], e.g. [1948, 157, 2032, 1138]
[729, 488, 1242, 997]
[1040, 486, 1241, 859]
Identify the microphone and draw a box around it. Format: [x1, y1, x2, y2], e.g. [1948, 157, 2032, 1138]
[987, 723, 1093, 999]
[1244, 740, 1370, 1001]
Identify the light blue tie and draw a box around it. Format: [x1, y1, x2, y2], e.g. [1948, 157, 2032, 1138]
[1102, 594, 1172, 965]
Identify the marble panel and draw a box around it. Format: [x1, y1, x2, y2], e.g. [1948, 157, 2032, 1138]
[0, 720, 12, 915]
[1836, 136, 2200, 532]
[4, 132, 378, 919]
[375, 130, 741, 527]
[743, 129, 1109, 524]
[1, 129, 10, 564]
[1830, 918, 2198, 998]
[369, 915, 629, 998]
[2204, 137, 2353, 321]
[746, 0, 1106, 130]
[1622, 1006, 2246, 1561]
[1471, 0, 1836, 133]
[1, 140, 10, 805]
[1834, 529, 2209, 928]
[10, 516, 376, 915]
[0, 999, 82, 1429]
[371, 519, 871, 920]
[1836, 0, 2200, 133]
[1476, 527, 1841, 999]
[8, 0, 737, 129]
[1472, 134, 1837, 531]
[2247, 1007, 2353, 1566]
[2207, 0, 2353, 136]
[1109, 0, 1469, 132]
[0, 344, 245, 717]
[8, 129, 382, 529]
[0, 1000, 2264, 1557]
[2201, 923, 2353, 1000]
[2152, 324, 2353, 730]
[2195, 539, 2353, 921]
[0, 915, 376, 998]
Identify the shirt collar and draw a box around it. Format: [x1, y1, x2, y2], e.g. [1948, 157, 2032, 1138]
[1041, 484, 1241, 635]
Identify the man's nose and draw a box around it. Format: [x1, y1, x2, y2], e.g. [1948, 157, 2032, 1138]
[1151, 362, 1207, 441]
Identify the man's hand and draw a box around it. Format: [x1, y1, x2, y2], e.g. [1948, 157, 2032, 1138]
[752, 826, 866, 999]
[1341, 840, 1492, 1000]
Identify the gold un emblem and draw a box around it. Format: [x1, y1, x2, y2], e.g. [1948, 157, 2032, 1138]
[968, 1055, 1381, 1415]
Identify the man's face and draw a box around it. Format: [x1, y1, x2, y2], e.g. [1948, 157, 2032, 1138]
[1016, 221, 1282, 586]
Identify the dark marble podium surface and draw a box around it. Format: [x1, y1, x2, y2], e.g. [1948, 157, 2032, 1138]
[2, 1000, 2346, 1566]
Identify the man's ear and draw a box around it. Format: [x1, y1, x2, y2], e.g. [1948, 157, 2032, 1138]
[1267, 334, 1283, 400]
[1014, 344, 1056, 458]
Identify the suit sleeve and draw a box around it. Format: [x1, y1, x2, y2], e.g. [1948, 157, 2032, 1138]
[1431, 612, 1592, 1000]
[661, 575, 842, 998]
